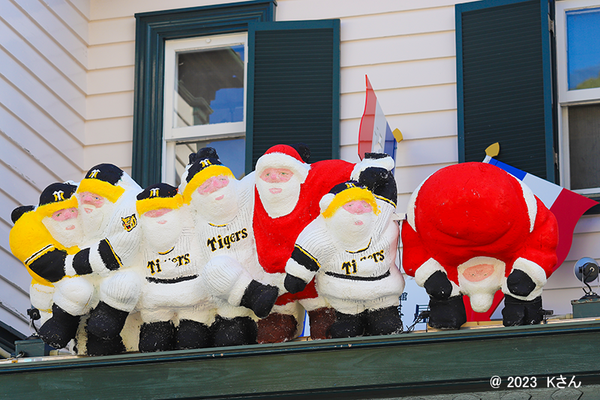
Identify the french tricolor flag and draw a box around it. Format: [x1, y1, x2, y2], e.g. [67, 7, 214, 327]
[358, 76, 402, 162]
[483, 144, 598, 270]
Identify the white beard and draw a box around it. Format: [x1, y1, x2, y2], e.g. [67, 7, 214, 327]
[190, 182, 239, 225]
[457, 257, 505, 313]
[326, 208, 375, 251]
[256, 176, 301, 218]
[42, 216, 83, 249]
[140, 209, 184, 253]
[79, 200, 117, 244]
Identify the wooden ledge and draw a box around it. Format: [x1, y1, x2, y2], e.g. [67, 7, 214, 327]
[2, 318, 600, 399]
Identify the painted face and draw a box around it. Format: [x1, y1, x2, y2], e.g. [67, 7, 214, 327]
[342, 200, 373, 220]
[259, 168, 293, 188]
[52, 207, 78, 224]
[256, 168, 301, 218]
[78, 191, 115, 241]
[197, 175, 230, 197]
[42, 207, 83, 248]
[144, 208, 172, 224]
[327, 201, 376, 248]
[141, 207, 183, 251]
[79, 192, 105, 211]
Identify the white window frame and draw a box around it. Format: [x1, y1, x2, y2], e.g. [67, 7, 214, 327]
[162, 32, 248, 185]
[556, 0, 600, 194]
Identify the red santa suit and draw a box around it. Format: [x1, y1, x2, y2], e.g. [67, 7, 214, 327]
[402, 162, 558, 327]
[253, 146, 355, 305]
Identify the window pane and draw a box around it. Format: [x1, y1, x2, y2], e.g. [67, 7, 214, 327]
[175, 44, 245, 127]
[566, 7, 600, 90]
[569, 104, 600, 190]
[175, 137, 246, 186]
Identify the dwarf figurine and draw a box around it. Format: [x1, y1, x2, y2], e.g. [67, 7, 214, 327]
[402, 162, 559, 329]
[284, 170, 403, 338]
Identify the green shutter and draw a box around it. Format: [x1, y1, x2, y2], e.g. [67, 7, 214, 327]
[132, 1, 276, 188]
[246, 20, 340, 172]
[456, 0, 556, 181]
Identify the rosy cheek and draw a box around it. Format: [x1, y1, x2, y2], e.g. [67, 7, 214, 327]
[52, 208, 78, 222]
[145, 208, 172, 218]
[278, 172, 292, 183]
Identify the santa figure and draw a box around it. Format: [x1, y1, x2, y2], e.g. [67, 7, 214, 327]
[253, 144, 395, 342]
[10, 182, 93, 349]
[180, 147, 279, 347]
[401, 162, 559, 329]
[67, 163, 144, 355]
[135, 183, 215, 352]
[284, 176, 404, 338]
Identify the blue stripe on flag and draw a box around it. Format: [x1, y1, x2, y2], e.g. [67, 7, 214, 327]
[489, 159, 527, 181]
[384, 122, 396, 161]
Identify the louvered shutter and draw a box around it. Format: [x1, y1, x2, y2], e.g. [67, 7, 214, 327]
[246, 20, 340, 171]
[456, 0, 557, 181]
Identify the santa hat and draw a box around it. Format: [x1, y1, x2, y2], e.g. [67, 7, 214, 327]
[255, 145, 311, 184]
[180, 147, 234, 205]
[319, 181, 379, 219]
[136, 183, 183, 215]
[76, 163, 139, 203]
[37, 182, 79, 218]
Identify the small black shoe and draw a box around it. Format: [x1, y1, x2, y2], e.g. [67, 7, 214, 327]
[503, 295, 543, 326]
[139, 321, 176, 352]
[176, 319, 211, 350]
[38, 304, 80, 349]
[329, 311, 366, 338]
[212, 316, 258, 347]
[86, 301, 130, 340]
[86, 333, 126, 356]
[365, 306, 403, 336]
[428, 295, 467, 330]
[240, 280, 279, 318]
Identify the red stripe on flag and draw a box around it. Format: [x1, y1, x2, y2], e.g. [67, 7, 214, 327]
[358, 76, 378, 160]
[550, 189, 598, 270]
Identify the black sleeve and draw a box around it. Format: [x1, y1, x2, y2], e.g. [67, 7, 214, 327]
[72, 248, 93, 276]
[98, 239, 123, 271]
[27, 247, 67, 283]
[291, 245, 320, 273]
[357, 167, 397, 206]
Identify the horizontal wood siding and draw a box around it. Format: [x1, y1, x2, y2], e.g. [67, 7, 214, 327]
[0, 0, 89, 335]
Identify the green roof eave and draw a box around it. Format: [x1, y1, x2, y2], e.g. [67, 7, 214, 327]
[2, 319, 600, 399]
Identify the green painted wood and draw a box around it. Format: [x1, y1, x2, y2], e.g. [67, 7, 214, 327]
[131, 0, 276, 188]
[456, 0, 557, 182]
[246, 20, 340, 173]
[3, 320, 600, 399]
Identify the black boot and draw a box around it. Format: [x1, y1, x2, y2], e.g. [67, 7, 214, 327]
[176, 319, 211, 350]
[365, 306, 403, 336]
[503, 295, 543, 326]
[240, 280, 279, 318]
[139, 321, 176, 352]
[329, 311, 366, 338]
[428, 295, 467, 329]
[86, 301, 129, 340]
[213, 316, 258, 347]
[38, 304, 80, 349]
[86, 333, 126, 356]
